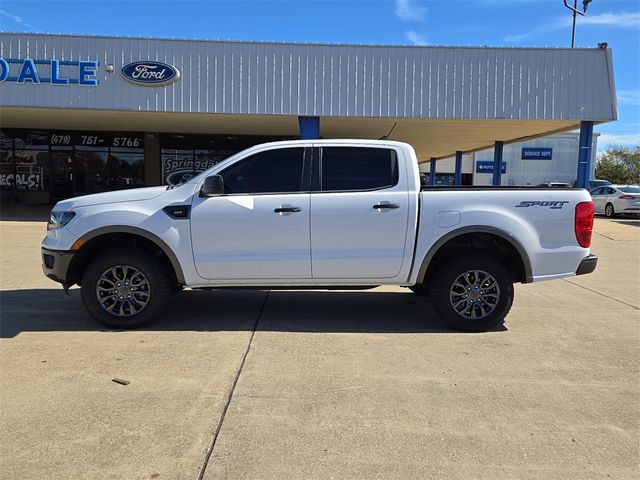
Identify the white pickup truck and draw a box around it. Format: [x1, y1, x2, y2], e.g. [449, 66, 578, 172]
[42, 140, 597, 331]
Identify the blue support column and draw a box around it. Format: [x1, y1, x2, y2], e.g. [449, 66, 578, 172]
[454, 151, 463, 186]
[429, 158, 436, 185]
[298, 116, 320, 140]
[492, 141, 504, 186]
[576, 121, 594, 189]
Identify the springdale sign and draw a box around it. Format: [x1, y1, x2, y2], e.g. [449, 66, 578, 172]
[0, 58, 98, 85]
[121, 61, 180, 86]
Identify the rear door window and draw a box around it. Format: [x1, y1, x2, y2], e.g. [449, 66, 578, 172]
[319, 147, 398, 192]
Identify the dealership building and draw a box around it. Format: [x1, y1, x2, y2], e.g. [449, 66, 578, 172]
[0, 33, 617, 204]
[420, 131, 600, 187]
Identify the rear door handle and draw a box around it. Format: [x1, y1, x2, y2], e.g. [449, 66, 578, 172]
[372, 203, 400, 210]
[274, 206, 301, 213]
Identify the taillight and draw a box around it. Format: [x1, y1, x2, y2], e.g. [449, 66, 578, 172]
[575, 201, 594, 248]
[619, 195, 636, 200]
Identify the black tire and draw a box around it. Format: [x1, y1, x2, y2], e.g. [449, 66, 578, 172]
[81, 248, 171, 328]
[605, 203, 615, 218]
[429, 254, 514, 332]
[409, 284, 429, 296]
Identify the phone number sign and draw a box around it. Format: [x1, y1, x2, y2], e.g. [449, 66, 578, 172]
[49, 132, 143, 148]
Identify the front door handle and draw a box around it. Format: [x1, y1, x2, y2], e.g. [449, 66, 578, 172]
[373, 203, 400, 210]
[274, 206, 301, 213]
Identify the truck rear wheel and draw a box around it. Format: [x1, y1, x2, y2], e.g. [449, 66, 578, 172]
[81, 248, 171, 328]
[429, 254, 513, 332]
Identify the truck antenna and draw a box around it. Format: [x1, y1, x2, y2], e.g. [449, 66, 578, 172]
[379, 122, 397, 140]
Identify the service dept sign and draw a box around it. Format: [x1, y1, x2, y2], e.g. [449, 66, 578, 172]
[121, 61, 180, 86]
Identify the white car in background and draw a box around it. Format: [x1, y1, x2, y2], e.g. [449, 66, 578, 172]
[590, 185, 640, 217]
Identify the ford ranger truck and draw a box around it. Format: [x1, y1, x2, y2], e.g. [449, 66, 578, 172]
[42, 140, 597, 332]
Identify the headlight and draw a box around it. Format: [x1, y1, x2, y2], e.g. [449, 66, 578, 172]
[48, 211, 76, 230]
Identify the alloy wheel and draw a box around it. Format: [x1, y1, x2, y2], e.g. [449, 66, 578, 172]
[449, 269, 501, 320]
[95, 265, 151, 317]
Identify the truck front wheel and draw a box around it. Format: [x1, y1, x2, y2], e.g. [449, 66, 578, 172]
[81, 248, 171, 328]
[429, 254, 514, 332]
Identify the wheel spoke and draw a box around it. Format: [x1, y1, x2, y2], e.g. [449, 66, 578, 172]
[110, 267, 122, 282]
[99, 294, 116, 304]
[453, 299, 468, 310]
[98, 277, 116, 288]
[104, 299, 117, 312]
[452, 281, 467, 291]
[482, 279, 497, 290]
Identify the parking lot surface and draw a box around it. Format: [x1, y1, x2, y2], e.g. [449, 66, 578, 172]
[1, 215, 638, 479]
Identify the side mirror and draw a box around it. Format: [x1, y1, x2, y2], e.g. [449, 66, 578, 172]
[200, 175, 224, 197]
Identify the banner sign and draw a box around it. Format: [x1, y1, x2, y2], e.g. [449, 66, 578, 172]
[522, 148, 552, 160]
[0, 58, 98, 85]
[476, 161, 507, 174]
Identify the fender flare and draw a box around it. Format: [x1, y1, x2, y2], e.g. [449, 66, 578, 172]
[75, 225, 186, 284]
[415, 225, 533, 284]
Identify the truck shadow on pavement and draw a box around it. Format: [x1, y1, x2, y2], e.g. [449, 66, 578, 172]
[0, 288, 507, 338]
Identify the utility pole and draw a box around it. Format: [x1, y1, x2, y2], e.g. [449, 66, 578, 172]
[563, 0, 593, 48]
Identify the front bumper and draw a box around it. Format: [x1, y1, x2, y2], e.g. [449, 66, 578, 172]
[42, 247, 75, 287]
[575, 254, 598, 276]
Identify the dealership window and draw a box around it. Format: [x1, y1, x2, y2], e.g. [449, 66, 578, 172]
[13, 130, 50, 193]
[0, 129, 144, 203]
[109, 132, 145, 189]
[75, 145, 109, 193]
[320, 147, 398, 191]
[0, 131, 14, 193]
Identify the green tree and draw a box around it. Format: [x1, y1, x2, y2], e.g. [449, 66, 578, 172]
[595, 145, 640, 184]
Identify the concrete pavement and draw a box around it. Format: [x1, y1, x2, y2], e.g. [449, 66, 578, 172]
[1, 216, 638, 479]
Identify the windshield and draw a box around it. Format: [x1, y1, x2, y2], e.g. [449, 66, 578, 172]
[619, 186, 640, 193]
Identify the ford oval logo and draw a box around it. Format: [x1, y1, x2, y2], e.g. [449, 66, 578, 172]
[121, 61, 180, 86]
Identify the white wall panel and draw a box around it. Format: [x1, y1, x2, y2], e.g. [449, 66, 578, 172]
[0, 33, 617, 121]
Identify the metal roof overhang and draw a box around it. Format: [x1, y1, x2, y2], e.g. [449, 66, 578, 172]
[0, 107, 591, 162]
[0, 34, 618, 161]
